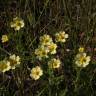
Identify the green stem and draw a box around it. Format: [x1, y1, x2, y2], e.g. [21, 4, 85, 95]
[74, 68, 82, 92]
[0, 47, 10, 55]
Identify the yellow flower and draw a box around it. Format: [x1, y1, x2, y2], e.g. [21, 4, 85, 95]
[9, 54, 21, 69]
[35, 46, 49, 60]
[0, 60, 11, 72]
[30, 66, 43, 80]
[1, 35, 9, 43]
[78, 47, 84, 52]
[40, 34, 52, 45]
[48, 58, 61, 69]
[55, 31, 68, 43]
[75, 52, 91, 67]
[48, 43, 57, 54]
[10, 17, 24, 31]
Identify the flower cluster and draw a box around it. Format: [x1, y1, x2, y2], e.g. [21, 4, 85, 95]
[35, 34, 57, 60]
[33, 31, 69, 80]
[30, 58, 61, 80]
[2, 15, 92, 82]
[55, 31, 68, 43]
[1, 17, 25, 44]
[75, 47, 91, 67]
[10, 17, 24, 31]
[0, 54, 21, 73]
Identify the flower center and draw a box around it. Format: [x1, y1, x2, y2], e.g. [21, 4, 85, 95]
[80, 57, 86, 64]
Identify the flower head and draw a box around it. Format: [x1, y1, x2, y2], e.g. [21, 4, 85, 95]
[48, 43, 57, 54]
[40, 34, 53, 45]
[48, 58, 61, 69]
[35, 46, 49, 60]
[35, 34, 58, 60]
[30, 66, 43, 80]
[9, 54, 21, 69]
[0, 60, 11, 72]
[1, 35, 9, 43]
[78, 47, 84, 53]
[10, 17, 24, 31]
[75, 52, 91, 67]
[55, 31, 68, 43]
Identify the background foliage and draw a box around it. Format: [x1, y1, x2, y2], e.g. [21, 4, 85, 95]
[0, 0, 96, 96]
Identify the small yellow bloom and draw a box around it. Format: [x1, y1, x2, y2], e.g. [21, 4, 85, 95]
[35, 46, 49, 60]
[55, 31, 68, 43]
[1, 35, 9, 43]
[78, 47, 84, 52]
[30, 66, 43, 80]
[48, 43, 57, 54]
[48, 58, 61, 69]
[0, 60, 11, 72]
[40, 34, 52, 45]
[75, 52, 91, 67]
[10, 17, 24, 31]
[9, 54, 21, 69]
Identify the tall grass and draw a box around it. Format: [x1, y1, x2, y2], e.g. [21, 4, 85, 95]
[0, 0, 96, 96]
